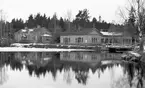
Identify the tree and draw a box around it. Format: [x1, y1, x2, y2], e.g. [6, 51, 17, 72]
[91, 17, 97, 28]
[119, 0, 145, 52]
[64, 10, 72, 32]
[27, 14, 35, 28]
[59, 17, 65, 32]
[74, 9, 90, 29]
[52, 13, 58, 33]
[11, 18, 24, 32]
[34, 13, 43, 26]
[41, 14, 48, 28]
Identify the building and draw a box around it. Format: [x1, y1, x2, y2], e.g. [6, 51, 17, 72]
[60, 28, 133, 46]
[60, 28, 102, 45]
[15, 52, 52, 67]
[14, 26, 52, 43]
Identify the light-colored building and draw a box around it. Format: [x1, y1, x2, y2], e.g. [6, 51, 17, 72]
[60, 28, 102, 45]
[60, 28, 133, 45]
[15, 52, 52, 67]
[14, 26, 52, 43]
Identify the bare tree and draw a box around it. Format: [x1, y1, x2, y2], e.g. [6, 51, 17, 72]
[0, 10, 6, 22]
[52, 12, 57, 33]
[64, 10, 72, 32]
[119, 0, 145, 52]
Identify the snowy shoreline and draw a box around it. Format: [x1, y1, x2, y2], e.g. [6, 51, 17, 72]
[0, 47, 95, 52]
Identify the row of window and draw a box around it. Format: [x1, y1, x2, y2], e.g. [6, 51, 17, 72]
[75, 37, 83, 43]
[63, 37, 133, 44]
[101, 38, 132, 44]
[92, 38, 97, 43]
[63, 37, 98, 43]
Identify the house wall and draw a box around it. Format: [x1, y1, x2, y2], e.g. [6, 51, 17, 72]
[14, 28, 52, 43]
[14, 32, 29, 43]
[42, 36, 52, 43]
[60, 35, 102, 45]
[60, 35, 133, 45]
[101, 36, 132, 45]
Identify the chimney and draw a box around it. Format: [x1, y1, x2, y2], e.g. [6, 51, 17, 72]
[37, 25, 41, 28]
[93, 23, 95, 28]
[24, 27, 28, 29]
[24, 27, 28, 31]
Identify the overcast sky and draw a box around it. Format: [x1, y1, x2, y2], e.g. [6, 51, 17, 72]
[0, 0, 127, 23]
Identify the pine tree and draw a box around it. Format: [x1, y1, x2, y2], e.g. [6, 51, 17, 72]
[27, 14, 35, 28]
[59, 17, 65, 32]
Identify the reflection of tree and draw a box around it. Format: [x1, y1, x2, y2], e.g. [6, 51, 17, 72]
[25, 57, 62, 80]
[0, 67, 8, 85]
[112, 75, 130, 88]
[0, 53, 10, 86]
[113, 62, 145, 88]
[9, 59, 23, 71]
[1, 52, 128, 86]
[63, 66, 74, 85]
[75, 71, 89, 85]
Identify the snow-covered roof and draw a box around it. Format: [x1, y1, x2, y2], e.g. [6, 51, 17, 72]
[101, 32, 122, 36]
[42, 34, 52, 37]
[29, 29, 34, 32]
[22, 29, 27, 32]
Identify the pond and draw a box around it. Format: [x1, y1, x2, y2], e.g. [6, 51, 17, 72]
[0, 52, 144, 88]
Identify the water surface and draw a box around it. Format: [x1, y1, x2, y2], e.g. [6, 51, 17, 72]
[0, 52, 143, 88]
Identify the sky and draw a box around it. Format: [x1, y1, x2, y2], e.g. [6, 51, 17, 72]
[0, 0, 127, 23]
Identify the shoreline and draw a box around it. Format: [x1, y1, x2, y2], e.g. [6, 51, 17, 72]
[0, 47, 95, 52]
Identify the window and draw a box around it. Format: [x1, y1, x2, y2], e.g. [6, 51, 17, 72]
[92, 37, 97, 43]
[63, 37, 70, 44]
[46, 38, 50, 41]
[75, 37, 83, 43]
[101, 38, 104, 43]
[105, 38, 108, 43]
[110, 39, 112, 43]
[21, 34, 27, 40]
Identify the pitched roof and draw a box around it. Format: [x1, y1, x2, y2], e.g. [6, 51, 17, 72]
[15, 27, 51, 35]
[60, 28, 102, 36]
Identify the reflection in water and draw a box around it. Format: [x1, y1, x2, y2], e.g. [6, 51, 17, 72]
[0, 53, 9, 85]
[112, 62, 145, 88]
[1, 52, 122, 85]
[1, 52, 145, 88]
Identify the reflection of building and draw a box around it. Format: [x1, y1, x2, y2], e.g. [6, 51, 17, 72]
[60, 52, 122, 62]
[15, 52, 52, 67]
[60, 52, 101, 63]
[5, 52, 123, 85]
[100, 53, 122, 60]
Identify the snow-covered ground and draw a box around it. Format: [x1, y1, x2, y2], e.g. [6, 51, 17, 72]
[0, 47, 94, 52]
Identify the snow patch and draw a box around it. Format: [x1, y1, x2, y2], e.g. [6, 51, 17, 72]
[0, 47, 94, 52]
[42, 34, 51, 37]
[11, 43, 32, 47]
[128, 51, 141, 57]
[22, 29, 27, 32]
[43, 57, 51, 60]
[101, 32, 122, 36]
[29, 29, 34, 32]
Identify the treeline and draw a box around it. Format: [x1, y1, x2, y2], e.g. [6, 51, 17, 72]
[11, 9, 121, 33]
